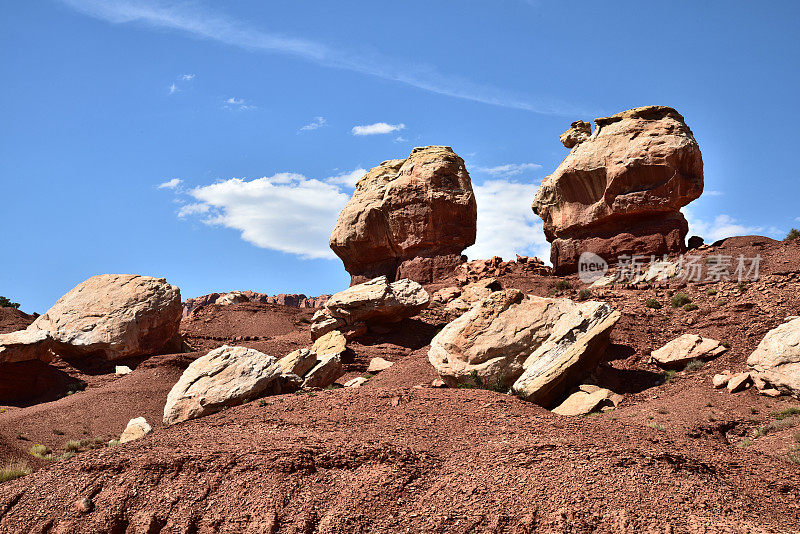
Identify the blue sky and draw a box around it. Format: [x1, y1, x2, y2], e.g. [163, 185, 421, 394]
[2, 1, 798, 314]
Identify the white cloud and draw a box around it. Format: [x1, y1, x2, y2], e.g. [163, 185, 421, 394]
[474, 163, 542, 177]
[60, 0, 586, 116]
[168, 83, 178, 94]
[299, 116, 326, 132]
[684, 209, 770, 243]
[795, 217, 800, 222]
[181, 73, 195, 81]
[352, 122, 405, 136]
[393, 136, 407, 143]
[224, 97, 255, 111]
[705, 190, 724, 196]
[465, 179, 550, 262]
[177, 202, 209, 217]
[183, 173, 352, 259]
[325, 168, 367, 188]
[158, 178, 183, 189]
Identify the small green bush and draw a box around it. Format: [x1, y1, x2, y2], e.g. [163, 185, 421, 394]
[772, 406, 800, 420]
[661, 369, 678, 384]
[670, 293, 692, 308]
[648, 422, 666, 431]
[706, 288, 718, 296]
[29, 444, 52, 460]
[786, 228, 800, 242]
[684, 303, 699, 311]
[0, 462, 30, 483]
[577, 289, 592, 301]
[737, 438, 753, 448]
[0, 297, 20, 309]
[64, 440, 81, 452]
[684, 359, 705, 372]
[644, 298, 662, 309]
[555, 280, 572, 291]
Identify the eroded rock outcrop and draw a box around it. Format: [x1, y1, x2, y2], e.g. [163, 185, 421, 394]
[428, 289, 620, 406]
[533, 106, 704, 274]
[330, 146, 477, 284]
[650, 334, 727, 369]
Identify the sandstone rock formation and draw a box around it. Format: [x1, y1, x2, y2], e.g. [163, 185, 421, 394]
[311, 277, 430, 340]
[532, 106, 704, 274]
[428, 289, 620, 406]
[302, 354, 343, 389]
[183, 291, 329, 318]
[277, 348, 317, 377]
[650, 334, 727, 369]
[163, 345, 281, 425]
[551, 386, 620, 416]
[0, 330, 55, 364]
[330, 146, 477, 284]
[747, 316, 800, 397]
[214, 291, 249, 306]
[27, 274, 182, 360]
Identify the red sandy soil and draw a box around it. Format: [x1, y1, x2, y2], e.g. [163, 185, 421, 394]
[1, 236, 800, 532]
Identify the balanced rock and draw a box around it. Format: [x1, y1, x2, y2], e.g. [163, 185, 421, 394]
[650, 334, 727, 369]
[27, 274, 182, 360]
[429, 289, 620, 406]
[532, 106, 704, 274]
[330, 146, 477, 284]
[163, 345, 280, 425]
[747, 317, 800, 397]
[119, 417, 152, 444]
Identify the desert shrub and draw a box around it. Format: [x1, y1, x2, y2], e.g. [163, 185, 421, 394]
[661, 369, 678, 384]
[772, 406, 800, 420]
[644, 298, 662, 309]
[789, 447, 800, 464]
[684, 303, 699, 311]
[0, 463, 30, 483]
[737, 438, 753, 448]
[555, 280, 572, 291]
[706, 288, 718, 296]
[29, 444, 52, 460]
[108, 440, 120, 447]
[577, 289, 592, 301]
[64, 440, 81, 452]
[684, 359, 705, 372]
[65, 381, 87, 396]
[458, 370, 483, 389]
[0, 297, 19, 309]
[670, 293, 691, 307]
[786, 228, 800, 242]
[648, 422, 666, 431]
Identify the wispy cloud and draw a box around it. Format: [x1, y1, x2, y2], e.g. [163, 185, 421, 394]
[299, 116, 327, 132]
[60, 0, 585, 116]
[474, 163, 542, 177]
[795, 217, 800, 222]
[705, 190, 724, 196]
[224, 97, 255, 111]
[168, 82, 178, 95]
[181, 73, 195, 81]
[177, 202, 209, 217]
[684, 209, 782, 243]
[158, 178, 183, 189]
[352, 122, 405, 136]
[326, 168, 367, 188]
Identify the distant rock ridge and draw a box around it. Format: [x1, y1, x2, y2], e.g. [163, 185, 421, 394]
[183, 291, 330, 318]
[532, 105, 704, 274]
[329, 145, 477, 285]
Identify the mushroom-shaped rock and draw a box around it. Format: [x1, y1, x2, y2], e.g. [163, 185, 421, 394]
[163, 346, 281, 425]
[533, 106, 704, 274]
[747, 317, 800, 397]
[650, 334, 727, 369]
[330, 146, 477, 284]
[27, 274, 182, 360]
[429, 289, 620, 406]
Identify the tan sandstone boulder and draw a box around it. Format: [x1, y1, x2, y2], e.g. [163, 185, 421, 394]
[27, 274, 182, 360]
[429, 289, 620, 406]
[311, 330, 347, 357]
[0, 330, 55, 364]
[119, 417, 152, 444]
[302, 354, 344, 389]
[214, 291, 249, 305]
[163, 346, 281, 425]
[277, 348, 318, 377]
[747, 317, 800, 397]
[552, 387, 617, 416]
[650, 334, 727, 369]
[330, 146, 477, 284]
[322, 276, 429, 325]
[532, 106, 704, 274]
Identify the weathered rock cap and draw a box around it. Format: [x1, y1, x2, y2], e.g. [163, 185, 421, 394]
[330, 145, 477, 284]
[323, 276, 430, 324]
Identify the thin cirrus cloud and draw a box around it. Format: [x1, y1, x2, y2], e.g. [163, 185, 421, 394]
[474, 162, 542, 176]
[299, 116, 327, 132]
[683, 208, 782, 243]
[157, 178, 183, 189]
[224, 97, 255, 110]
[352, 122, 405, 136]
[168, 73, 195, 94]
[59, 0, 586, 116]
